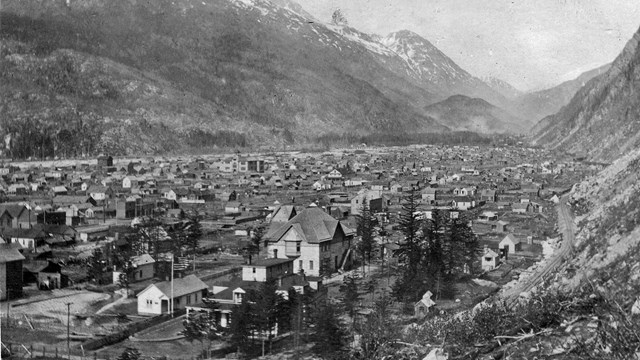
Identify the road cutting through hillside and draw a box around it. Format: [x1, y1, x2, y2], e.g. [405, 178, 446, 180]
[504, 194, 576, 306]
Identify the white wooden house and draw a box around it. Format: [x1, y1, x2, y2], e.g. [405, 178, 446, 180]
[137, 275, 208, 316]
[481, 247, 500, 271]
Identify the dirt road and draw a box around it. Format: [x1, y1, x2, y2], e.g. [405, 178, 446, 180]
[503, 195, 576, 305]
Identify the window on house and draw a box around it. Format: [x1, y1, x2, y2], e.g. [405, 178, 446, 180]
[175, 298, 180, 305]
[309, 260, 314, 270]
[299, 260, 303, 269]
[296, 242, 301, 253]
[187, 295, 191, 305]
[253, 267, 256, 273]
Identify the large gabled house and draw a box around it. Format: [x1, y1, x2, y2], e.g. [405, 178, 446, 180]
[264, 206, 355, 277]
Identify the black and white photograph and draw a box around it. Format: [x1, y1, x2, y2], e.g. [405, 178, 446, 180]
[1, 0, 640, 359]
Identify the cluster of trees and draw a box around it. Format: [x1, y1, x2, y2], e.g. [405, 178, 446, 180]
[393, 190, 480, 302]
[182, 279, 348, 359]
[2, 109, 104, 160]
[182, 129, 249, 149]
[87, 213, 203, 288]
[313, 131, 500, 149]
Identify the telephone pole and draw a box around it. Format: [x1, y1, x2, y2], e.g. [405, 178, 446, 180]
[66, 302, 73, 360]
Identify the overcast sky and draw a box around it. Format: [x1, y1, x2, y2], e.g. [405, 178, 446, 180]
[295, 0, 640, 91]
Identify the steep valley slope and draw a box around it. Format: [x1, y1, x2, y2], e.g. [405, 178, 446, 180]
[532, 26, 640, 162]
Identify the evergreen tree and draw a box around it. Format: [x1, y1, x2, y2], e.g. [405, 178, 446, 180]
[355, 294, 398, 359]
[88, 247, 106, 284]
[423, 209, 448, 299]
[356, 197, 376, 274]
[449, 215, 480, 275]
[248, 278, 285, 355]
[181, 309, 223, 358]
[313, 300, 347, 358]
[113, 242, 136, 291]
[246, 225, 265, 264]
[185, 212, 202, 271]
[136, 215, 163, 262]
[229, 301, 252, 357]
[396, 189, 423, 276]
[340, 276, 359, 326]
[393, 189, 424, 301]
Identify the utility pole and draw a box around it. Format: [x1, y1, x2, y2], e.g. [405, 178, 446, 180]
[170, 254, 174, 318]
[0, 290, 3, 360]
[66, 302, 73, 360]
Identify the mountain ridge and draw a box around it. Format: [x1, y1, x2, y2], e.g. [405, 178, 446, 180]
[532, 26, 640, 162]
[518, 63, 611, 126]
[423, 94, 525, 134]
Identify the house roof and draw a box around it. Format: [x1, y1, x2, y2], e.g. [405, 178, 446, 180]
[143, 274, 208, 299]
[247, 258, 293, 268]
[24, 260, 61, 273]
[265, 205, 297, 239]
[483, 248, 499, 258]
[0, 243, 26, 262]
[132, 253, 155, 266]
[0, 204, 26, 218]
[87, 185, 108, 193]
[266, 207, 354, 244]
[1, 227, 48, 239]
[270, 205, 297, 224]
[500, 234, 521, 244]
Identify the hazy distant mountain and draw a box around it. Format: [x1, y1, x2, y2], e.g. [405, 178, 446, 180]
[532, 26, 640, 162]
[482, 76, 523, 99]
[424, 95, 525, 134]
[515, 64, 611, 123]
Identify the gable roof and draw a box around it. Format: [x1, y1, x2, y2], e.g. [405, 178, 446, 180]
[142, 274, 208, 299]
[266, 207, 354, 244]
[0, 243, 26, 262]
[0, 204, 27, 218]
[483, 248, 499, 258]
[500, 234, 521, 244]
[265, 205, 298, 239]
[270, 205, 297, 224]
[132, 253, 155, 266]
